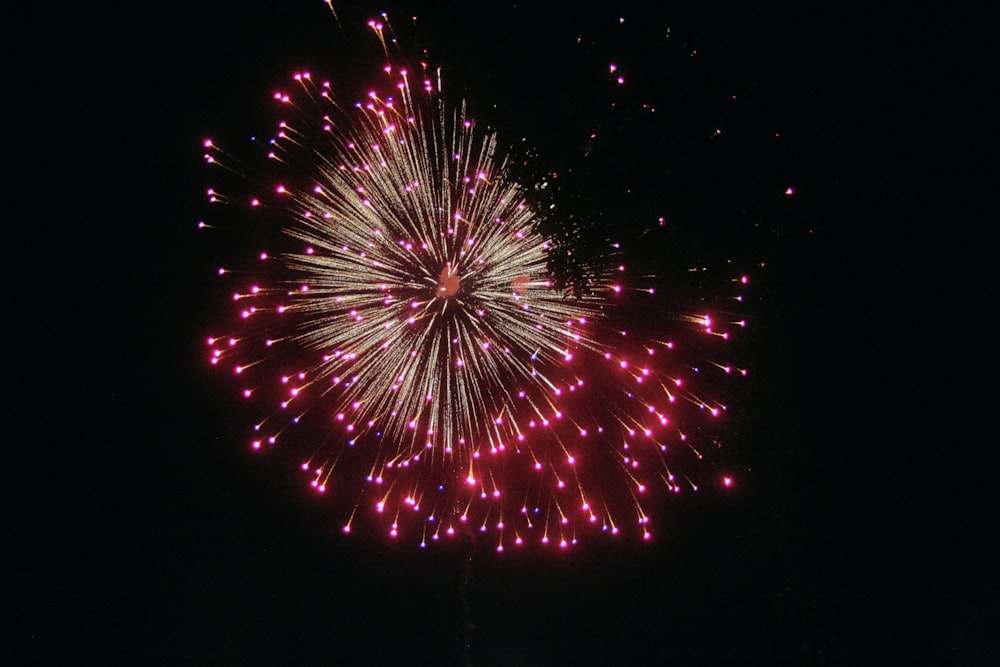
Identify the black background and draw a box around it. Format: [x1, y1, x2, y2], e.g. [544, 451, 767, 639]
[8, 1, 992, 664]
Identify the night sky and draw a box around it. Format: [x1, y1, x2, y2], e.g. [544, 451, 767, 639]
[9, 1, 993, 664]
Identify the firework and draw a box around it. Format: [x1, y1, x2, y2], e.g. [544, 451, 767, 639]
[202, 27, 750, 551]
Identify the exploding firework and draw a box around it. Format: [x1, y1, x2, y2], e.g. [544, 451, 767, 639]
[202, 19, 752, 551]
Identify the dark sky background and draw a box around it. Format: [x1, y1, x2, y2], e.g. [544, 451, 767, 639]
[8, 1, 993, 664]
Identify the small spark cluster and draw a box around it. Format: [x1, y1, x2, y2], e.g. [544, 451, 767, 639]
[202, 42, 750, 551]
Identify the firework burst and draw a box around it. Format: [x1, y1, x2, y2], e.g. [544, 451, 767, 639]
[202, 24, 751, 551]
